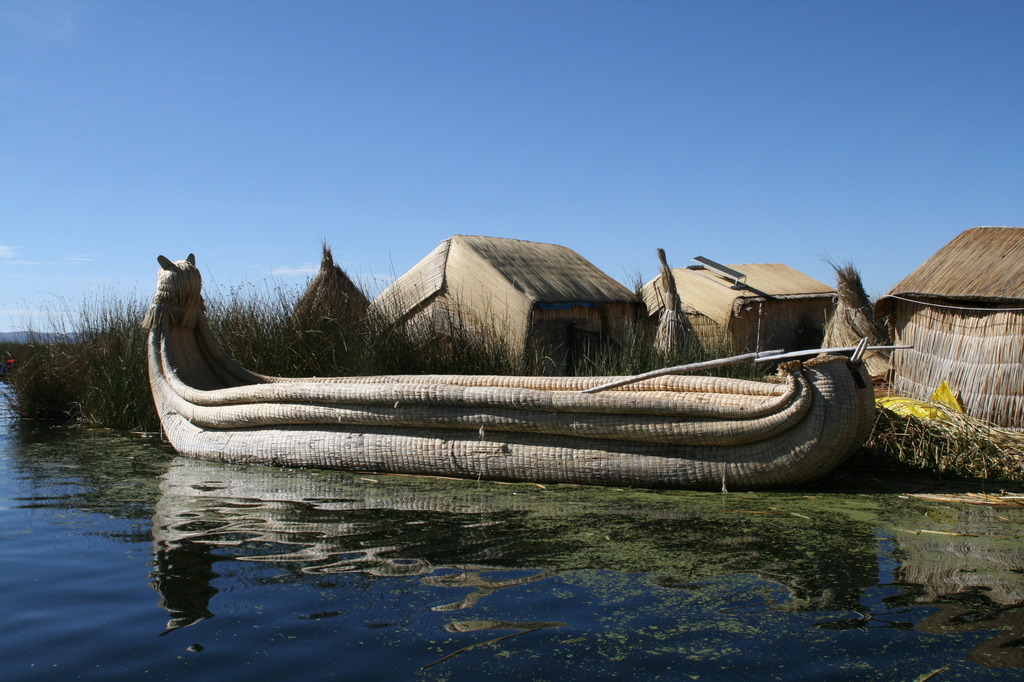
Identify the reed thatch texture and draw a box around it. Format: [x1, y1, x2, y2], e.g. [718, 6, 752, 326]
[876, 227, 1024, 308]
[876, 227, 1024, 429]
[641, 261, 836, 354]
[823, 261, 890, 377]
[293, 245, 369, 323]
[370, 235, 640, 365]
[883, 299, 1024, 428]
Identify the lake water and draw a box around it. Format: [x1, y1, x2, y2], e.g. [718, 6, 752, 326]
[3, 396, 1024, 681]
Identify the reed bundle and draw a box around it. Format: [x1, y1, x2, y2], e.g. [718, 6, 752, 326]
[823, 260, 890, 376]
[869, 403, 1024, 481]
[134, 253, 882, 489]
[653, 248, 691, 355]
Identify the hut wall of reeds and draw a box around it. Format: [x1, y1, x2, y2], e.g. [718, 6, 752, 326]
[875, 226, 1024, 429]
[641, 262, 836, 354]
[371, 235, 640, 366]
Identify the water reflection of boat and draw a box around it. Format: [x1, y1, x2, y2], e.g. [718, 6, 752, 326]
[144, 255, 876, 490]
[150, 456, 881, 632]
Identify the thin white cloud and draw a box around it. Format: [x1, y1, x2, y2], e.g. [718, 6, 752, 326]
[269, 263, 318, 277]
[0, 245, 18, 259]
[64, 254, 94, 262]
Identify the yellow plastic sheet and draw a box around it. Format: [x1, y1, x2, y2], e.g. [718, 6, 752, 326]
[931, 381, 963, 412]
[876, 381, 963, 419]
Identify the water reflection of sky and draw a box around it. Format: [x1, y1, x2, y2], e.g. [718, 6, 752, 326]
[3, 423, 1024, 679]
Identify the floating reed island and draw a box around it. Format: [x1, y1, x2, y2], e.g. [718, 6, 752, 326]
[144, 254, 880, 490]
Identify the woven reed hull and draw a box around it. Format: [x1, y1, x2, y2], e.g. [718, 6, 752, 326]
[154, 395, 863, 489]
[145, 256, 875, 490]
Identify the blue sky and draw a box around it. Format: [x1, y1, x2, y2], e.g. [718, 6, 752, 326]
[2, 0, 1022, 333]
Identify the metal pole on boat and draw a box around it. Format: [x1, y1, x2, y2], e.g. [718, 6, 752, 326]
[581, 349, 785, 394]
[581, 341, 913, 394]
[750, 343, 912, 363]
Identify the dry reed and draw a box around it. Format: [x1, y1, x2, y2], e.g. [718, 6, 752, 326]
[875, 227, 1024, 430]
[11, 253, 1021, 485]
[868, 403, 1024, 481]
[653, 248, 692, 355]
[824, 260, 890, 376]
[293, 243, 369, 324]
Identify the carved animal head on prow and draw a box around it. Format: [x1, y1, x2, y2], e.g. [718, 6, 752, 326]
[158, 253, 196, 270]
[156, 253, 201, 298]
[143, 253, 205, 330]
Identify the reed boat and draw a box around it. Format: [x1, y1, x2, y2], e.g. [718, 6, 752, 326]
[145, 254, 877, 490]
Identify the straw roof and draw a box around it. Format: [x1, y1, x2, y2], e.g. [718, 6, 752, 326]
[643, 262, 835, 325]
[876, 226, 1024, 317]
[373, 235, 637, 318]
[294, 245, 369, 322]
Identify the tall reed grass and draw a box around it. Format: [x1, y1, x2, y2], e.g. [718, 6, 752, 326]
[2, 292, 153, 430]
[206, 281, 533, 378]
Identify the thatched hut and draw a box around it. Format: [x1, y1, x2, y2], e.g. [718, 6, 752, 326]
[641, 258, 836, 353]
[875, 226, 1024, 429]
[370, 235, 640, 367]
[293, 245, 369, 324]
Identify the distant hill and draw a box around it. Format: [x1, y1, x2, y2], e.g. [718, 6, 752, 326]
[0, 331, 31, 344]
[0, 331, 71, 344]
